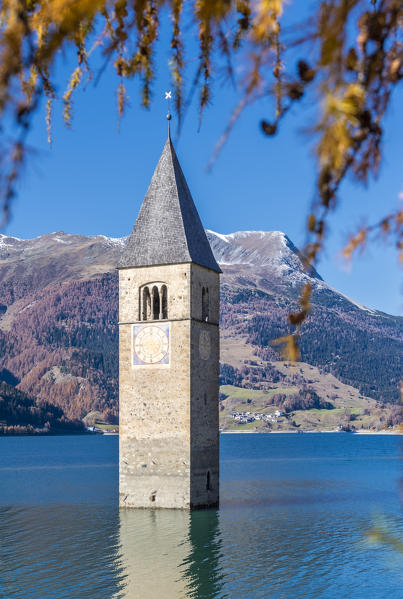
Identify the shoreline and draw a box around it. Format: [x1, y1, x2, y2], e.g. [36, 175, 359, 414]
[2, 429, 401, 437]
[221, 429, 402, 435]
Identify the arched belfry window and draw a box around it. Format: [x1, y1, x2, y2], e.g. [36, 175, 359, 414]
[202, 287, 209, 322]
[140, 283, 168, 321]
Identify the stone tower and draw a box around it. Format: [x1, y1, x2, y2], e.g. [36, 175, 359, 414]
[118, 131, 221, 509]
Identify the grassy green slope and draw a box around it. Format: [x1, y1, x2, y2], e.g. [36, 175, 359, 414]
[219, 383, 397, 432]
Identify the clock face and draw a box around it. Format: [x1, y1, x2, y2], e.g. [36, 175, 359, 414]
[199, 330, 211, 360]
[132, 324, 170, 366]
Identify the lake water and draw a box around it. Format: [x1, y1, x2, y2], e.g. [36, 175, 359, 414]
[1, 433, 402, 599]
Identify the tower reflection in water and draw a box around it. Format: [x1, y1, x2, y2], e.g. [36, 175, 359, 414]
[118, 508, 226, 599]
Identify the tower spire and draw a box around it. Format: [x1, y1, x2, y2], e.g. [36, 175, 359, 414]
[118, 122, 221, 273]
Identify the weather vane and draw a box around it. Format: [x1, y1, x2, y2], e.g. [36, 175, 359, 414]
[165, 90, 172, 136]
[165, 91, 172, 116]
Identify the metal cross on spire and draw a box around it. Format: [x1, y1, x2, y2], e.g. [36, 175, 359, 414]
[165, 90, 172, 137]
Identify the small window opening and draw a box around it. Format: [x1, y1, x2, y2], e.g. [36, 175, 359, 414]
[206, 471, 211, 491]
[142, 287, 151, 321]
[202, 287, 209, 321]
[161, 285, 168, 319]
[149, 490, 157, 502]
[152, 286, 160, 320]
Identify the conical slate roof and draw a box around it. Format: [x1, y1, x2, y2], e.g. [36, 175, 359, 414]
[118, 136, 221, 273]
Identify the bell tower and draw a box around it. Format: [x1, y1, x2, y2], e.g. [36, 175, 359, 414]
[118, 127, 221, 509]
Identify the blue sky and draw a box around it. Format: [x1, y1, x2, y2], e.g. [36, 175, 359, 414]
[3, 7, 403, 316]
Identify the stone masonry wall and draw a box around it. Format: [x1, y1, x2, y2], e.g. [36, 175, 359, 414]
[119, 262, 219, 509]
[190, 264, 220, 507]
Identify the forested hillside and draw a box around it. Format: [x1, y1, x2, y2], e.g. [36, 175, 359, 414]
[221, 285, 402, 403]
[0, 274, 118, 419]
[0, 381, 84, 434]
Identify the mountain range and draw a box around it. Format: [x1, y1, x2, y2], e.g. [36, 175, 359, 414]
[0, 229, 401, 424]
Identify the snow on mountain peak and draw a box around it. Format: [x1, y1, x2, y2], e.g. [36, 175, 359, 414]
[0, 233, 22, 244]
[94, 235, 127, 247]
[207, 229, 308, 267]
